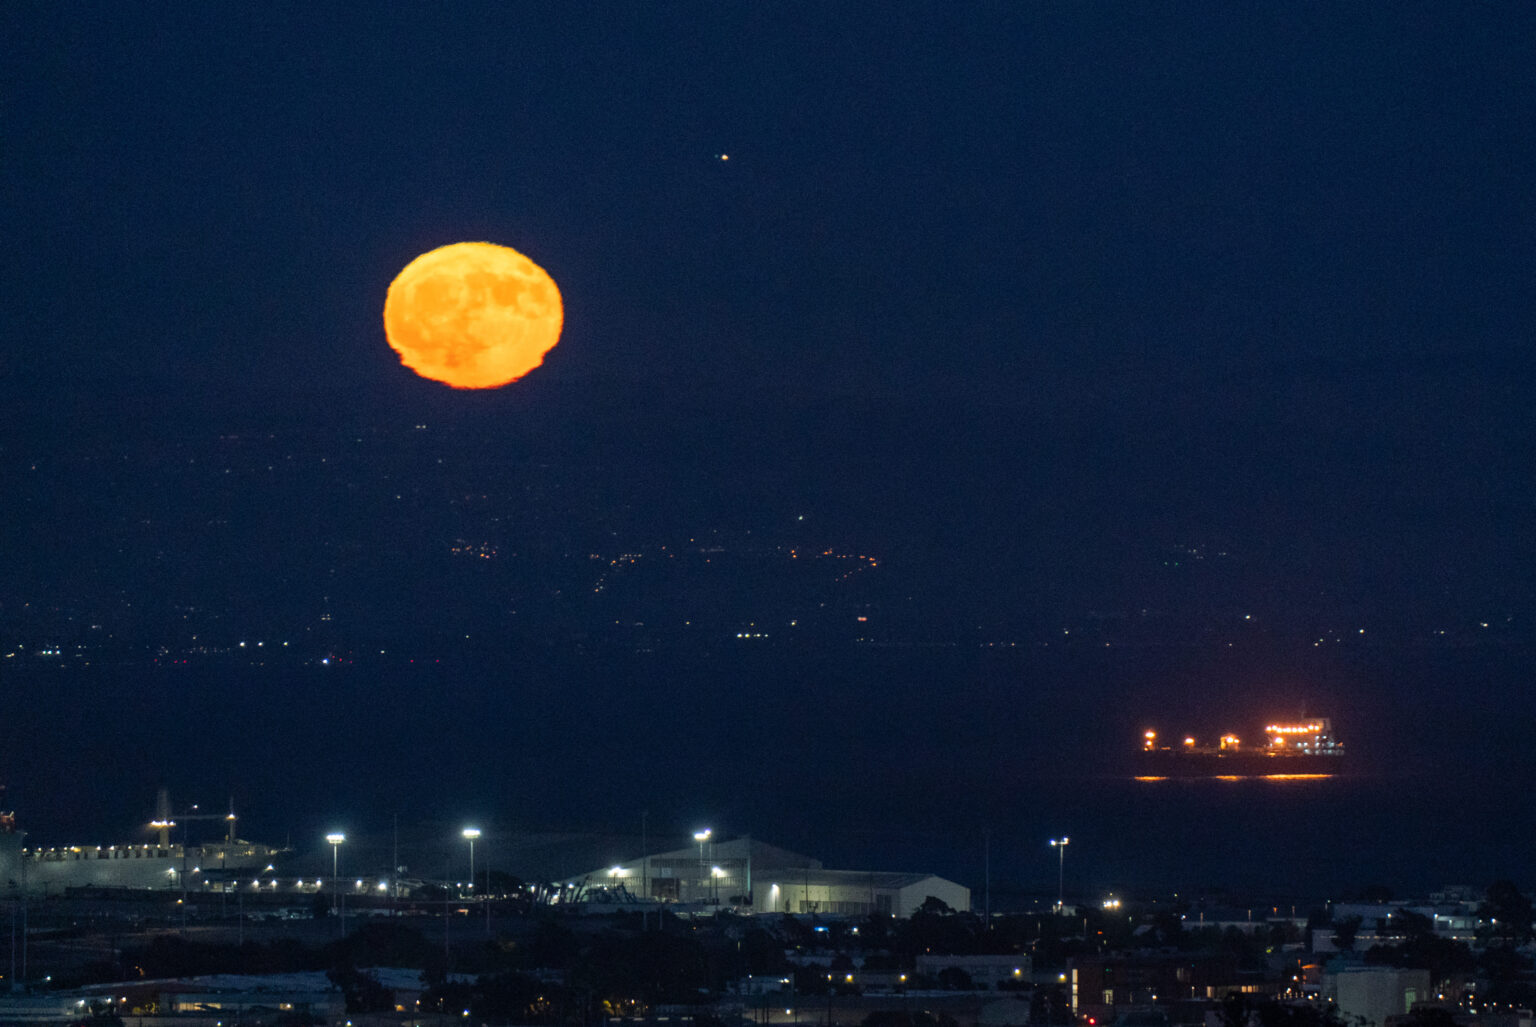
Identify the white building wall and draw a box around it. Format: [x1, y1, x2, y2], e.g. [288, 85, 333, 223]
[1333, 967, 1431, 1027]
[750, 877, 892, 916]
[897, 876, 971, 917]
[750, 874, 970, 917]
[572, 837, 967, 918]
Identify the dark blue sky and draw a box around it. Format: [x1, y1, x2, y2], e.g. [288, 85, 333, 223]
[5, 3, 1533, 399]
[5, 6, 1536, 892]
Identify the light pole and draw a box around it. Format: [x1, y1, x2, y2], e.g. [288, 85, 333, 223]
[693, 828, 711, 903]
[461, 828, 480, 900]
[326, 833, 345, 934]
[1049, 837, 1069, 912]
[640, 811, 649, 904]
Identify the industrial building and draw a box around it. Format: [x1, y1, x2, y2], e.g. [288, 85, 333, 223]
[565, 835, 970, 917]
[1327, 966, 1434, 1027]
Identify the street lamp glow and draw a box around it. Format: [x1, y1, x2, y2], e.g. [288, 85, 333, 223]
[327, 833, 346, 934]
[1049, 837, 1070, 912]
[460, 822, 479, 890]
[693, 828, 713, 904]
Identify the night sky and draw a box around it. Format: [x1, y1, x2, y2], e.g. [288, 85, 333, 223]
[4, 4, 1535, 897]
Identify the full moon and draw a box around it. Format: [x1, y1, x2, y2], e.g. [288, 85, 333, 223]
[383, 242, 563, 389]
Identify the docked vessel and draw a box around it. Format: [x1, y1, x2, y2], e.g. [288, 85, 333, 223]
[1, 788, 285, 896]
[1136, 719, 1345, 778]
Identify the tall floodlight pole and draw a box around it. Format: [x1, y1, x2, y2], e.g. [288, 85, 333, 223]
[983, 827, 992, 925]
[693, 828, 711, 904]
[462, 828, 480, 899]
[19, 845, 26, 992]
[1049, 837, 1070, 912]
[462, 826, 488, 934]
[326, 833, 346, 935]
[482, 835, 491, 936]
[11, 829, 26, 994]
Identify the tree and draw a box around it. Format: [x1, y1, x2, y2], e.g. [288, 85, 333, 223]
[569, 930, 714, 1005]
[901, 904, 980, 958]
[863, 1013, 957, 1027]
[1386, 910, 1434, 940]
[1403, 1008, 1458, 1027]
[523, 918, 581, 969]
[1363, 931, 1475, 984]
[1331, 915, 1362, 952]
[1148, 910, 1186, 948]
[471, 971, 559, 1024]
[1222, 993, 1350, 1027]
[793, 964, 830, 996]
[1476, 945, 1535, 1008]
[739, 926, 790, 976]
[1031, 983, 1072, 1025]
[1478, 880, 1534, 944]
[326, 965, 395, 1013]
[936, 966, 973, 991]
[330, 921, 435, 968]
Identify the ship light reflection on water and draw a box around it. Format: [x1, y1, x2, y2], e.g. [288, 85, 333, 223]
[1133, 773, 1337, 783]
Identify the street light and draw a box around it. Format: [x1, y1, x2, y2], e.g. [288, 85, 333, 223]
[1049, 837, 1069, 912]
[693, 828, 711, 904]
[462, 827, 481, 899]
[326, 832, 345, 934]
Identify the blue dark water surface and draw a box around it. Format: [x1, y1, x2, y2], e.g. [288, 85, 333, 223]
[7, 643, 1532, 904]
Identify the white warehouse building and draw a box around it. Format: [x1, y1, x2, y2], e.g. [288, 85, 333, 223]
[568, 835, 969, 918]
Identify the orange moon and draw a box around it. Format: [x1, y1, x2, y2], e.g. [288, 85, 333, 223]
[383, 242, 563, 389]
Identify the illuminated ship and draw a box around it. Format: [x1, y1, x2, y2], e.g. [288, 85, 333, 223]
[1, 788, 285, 896]
[1136, 719, 1345, 778]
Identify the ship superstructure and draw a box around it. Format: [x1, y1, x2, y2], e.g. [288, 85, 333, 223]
[1137, 718, 1345, 777]
[1, 789, 285, 896]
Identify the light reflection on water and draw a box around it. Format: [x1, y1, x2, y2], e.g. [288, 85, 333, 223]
[1134, 773, 1336, 782]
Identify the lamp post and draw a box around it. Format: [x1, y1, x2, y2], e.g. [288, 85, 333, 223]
[461, 828, 480, 900]
[326, 833, 345, 934]
[1049, 837, 1069, 913]
[693, 828, 711, 904]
